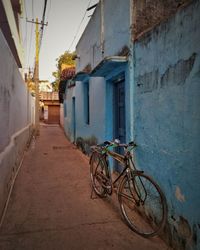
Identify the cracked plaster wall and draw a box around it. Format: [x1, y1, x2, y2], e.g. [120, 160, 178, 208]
[133, 1, 200, 249]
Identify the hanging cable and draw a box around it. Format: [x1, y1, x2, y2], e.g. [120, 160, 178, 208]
[68, 0, 93, 52]
[22, 0, 27, 45]
[39, 0, 48, 51]
[27, 0, 34, 67]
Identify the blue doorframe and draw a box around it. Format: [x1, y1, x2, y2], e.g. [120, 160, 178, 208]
[105, 72, 126, 172]
[72, 97, 76, 142]
[113, 76, 126, 143]
[113, 76, 126, 171]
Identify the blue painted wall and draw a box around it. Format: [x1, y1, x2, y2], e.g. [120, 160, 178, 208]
[103, 0, 130, 56]
[76, 0, 130, 72]
[69, 0, 131, 152]
[63, 85, 75, 142]
[75, 77, 106, 143]
[133, 1, 200, 248]
[64, 0, 199, 248]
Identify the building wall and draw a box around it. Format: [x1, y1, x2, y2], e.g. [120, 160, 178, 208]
[76, 0, 130, 72]
[0, 29, 34, 218]
[72, 0, 130, 153]
[0, 30, 31, 151]
[63, 86, 75, 142]
[133, 1, 200, 249]
[133, 0, 192, 40]
[63, 78, 106, 152]
[0, 0, 24, 67]
[103, 0, 130, 56]
[75, 77, 106, 148]
[76, 5, 101, 71]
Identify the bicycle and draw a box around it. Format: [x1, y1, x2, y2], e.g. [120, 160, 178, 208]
[89, 139, 167, 238]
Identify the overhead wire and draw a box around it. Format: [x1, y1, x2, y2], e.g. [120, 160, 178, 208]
[27, 0, 34, 67]
[46, 0, 51, 21]
[39, 0, 48, 51]
[31, 0, 47, 78]
[68, 0, 93, 52]
[22, 0, 27, 45]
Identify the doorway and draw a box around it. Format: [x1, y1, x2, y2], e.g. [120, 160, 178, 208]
[113, 77, 126, 171]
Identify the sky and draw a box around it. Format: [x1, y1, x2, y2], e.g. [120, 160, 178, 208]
[21, 0, 97, 82]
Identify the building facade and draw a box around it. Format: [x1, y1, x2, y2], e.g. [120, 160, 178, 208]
[0, 0, 34, 220]
[65, 0, 131, 152]
[133, 1, 200, 249]
[63, 0, 200, 249]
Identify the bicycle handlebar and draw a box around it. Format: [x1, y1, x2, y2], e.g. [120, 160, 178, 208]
[97, 140, 137, 149]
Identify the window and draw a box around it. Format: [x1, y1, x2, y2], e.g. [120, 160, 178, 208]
[84, 81, 90, 124]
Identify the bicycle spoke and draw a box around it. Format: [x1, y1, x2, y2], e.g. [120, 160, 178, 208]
[90, 152, 108, 197]
[90, 141, 167, 237]
[118, 173, 167, 237]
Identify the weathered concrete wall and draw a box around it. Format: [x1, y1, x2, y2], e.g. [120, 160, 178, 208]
[133, 0, 192, 40]
[72, 0, 130, 153]
[75, 77, 106, 152]
[133, 1, 200, 249]
[103, 0, 130, 56]
[0, 30, 31, 151]
[76, 0, 130, 72]
[63, 86, 75, 142]
[0, 29, 34, 218]
[0, 125, 32, 218]
[76, 5, 101, 72]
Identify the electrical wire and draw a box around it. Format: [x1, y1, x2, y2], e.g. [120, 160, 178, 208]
[46, 0, 51, 21]
[22, 0, 27, 45]
[32, 0, 34, 19]
[41, 0, 51, 47]
[27, 0, 35, 69]
[68, 0, 93, 52]
[39, 0, 48, 51]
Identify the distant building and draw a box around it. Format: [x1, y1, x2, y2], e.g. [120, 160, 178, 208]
[39, 80, 53, 92]
[40, 92, 60, 124]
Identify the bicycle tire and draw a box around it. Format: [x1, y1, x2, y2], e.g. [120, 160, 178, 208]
[118, 171, 167, 237]
[90, 152, 109, 197]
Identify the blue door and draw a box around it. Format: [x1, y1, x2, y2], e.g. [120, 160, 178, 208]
[114, 77, 126, 171]
[114, 78, 126, 143]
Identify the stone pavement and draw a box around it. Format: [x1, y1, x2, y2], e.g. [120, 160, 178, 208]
[0, 124, 170, 250]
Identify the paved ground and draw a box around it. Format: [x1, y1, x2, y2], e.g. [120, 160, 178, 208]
[0, 124, 170, 250]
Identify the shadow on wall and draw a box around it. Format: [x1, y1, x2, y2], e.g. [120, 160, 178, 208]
[75, 136, 98, 155]
[163, 215, 198, 250]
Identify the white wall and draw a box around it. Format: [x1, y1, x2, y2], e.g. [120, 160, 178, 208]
[0, 29, 34, 217]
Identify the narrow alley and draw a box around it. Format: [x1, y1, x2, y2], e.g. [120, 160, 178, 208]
[0, 124, 169, 250]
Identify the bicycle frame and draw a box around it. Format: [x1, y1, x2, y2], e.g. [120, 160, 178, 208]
[90, 141, 168, 237]
[102, 147, 137, 187]
[91, 142, 145, 197]
[102, 147, 147, 203]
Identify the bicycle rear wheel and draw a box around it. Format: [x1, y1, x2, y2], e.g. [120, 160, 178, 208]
[118, 172, 167, 237]
[90, 152, 109, 197]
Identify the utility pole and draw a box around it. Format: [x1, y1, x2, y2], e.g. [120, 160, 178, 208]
[35, 17, 39, 135]
[27, 18, 48, 136]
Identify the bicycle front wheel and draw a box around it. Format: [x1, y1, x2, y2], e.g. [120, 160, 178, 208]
[118, 172, 167, 237]
[90, 152, 109, 197]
